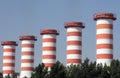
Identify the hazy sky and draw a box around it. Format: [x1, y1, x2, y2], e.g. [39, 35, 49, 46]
[0, 0, 120, 72]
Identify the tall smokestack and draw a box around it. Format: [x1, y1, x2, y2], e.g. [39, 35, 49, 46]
[40, 29, 59, 69]
[64, 22, 85, 66]
[19, 35, 37, 78]
[94, 13, 116, 66]
[1, 41, 18, 77]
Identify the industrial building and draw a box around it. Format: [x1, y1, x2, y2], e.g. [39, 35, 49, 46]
[0, 12, 116, 78]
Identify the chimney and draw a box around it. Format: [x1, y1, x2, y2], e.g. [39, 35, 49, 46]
[19, 35, 37, 78]
[94, 13, 116, 66]
[40, 29, 59, 69]
[64, 22, 85, 66]
[1, 41, 18, 77]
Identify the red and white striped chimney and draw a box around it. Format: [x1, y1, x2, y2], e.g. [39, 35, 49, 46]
[64, 22, 85, 66]
[19, 35, 37, 78]
[1, 41, 18, 77]
[40, 29, 59, 68]
[94, 13, 116, 66]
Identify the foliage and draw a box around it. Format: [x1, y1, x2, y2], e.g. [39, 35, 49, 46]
[48, 61, 66, 78]
[31, 63, 48, 78]
[1, 59, 120, 78]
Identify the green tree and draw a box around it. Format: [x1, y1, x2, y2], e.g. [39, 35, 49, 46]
[4, 74, 18, 78]
[31, 61, 66, 78]
[80, 58, 99, 78]
[48, 61, 66, 78]
[100, 65, 110, 78]
[0, 73, 2, 78]
[66, 64, 81, 78]
[110, 59, 120, 78]
[30, 59, 120, 78]
[66, 58, 98, 78]
[31, 63, 48, 78]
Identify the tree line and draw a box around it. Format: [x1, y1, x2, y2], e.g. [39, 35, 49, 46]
[1, 58, 120, 78]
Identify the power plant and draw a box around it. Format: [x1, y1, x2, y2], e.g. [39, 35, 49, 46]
[0, 12, 117, 77]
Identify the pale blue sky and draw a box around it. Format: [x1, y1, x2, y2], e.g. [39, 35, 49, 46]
[0, 0, 120, 72]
